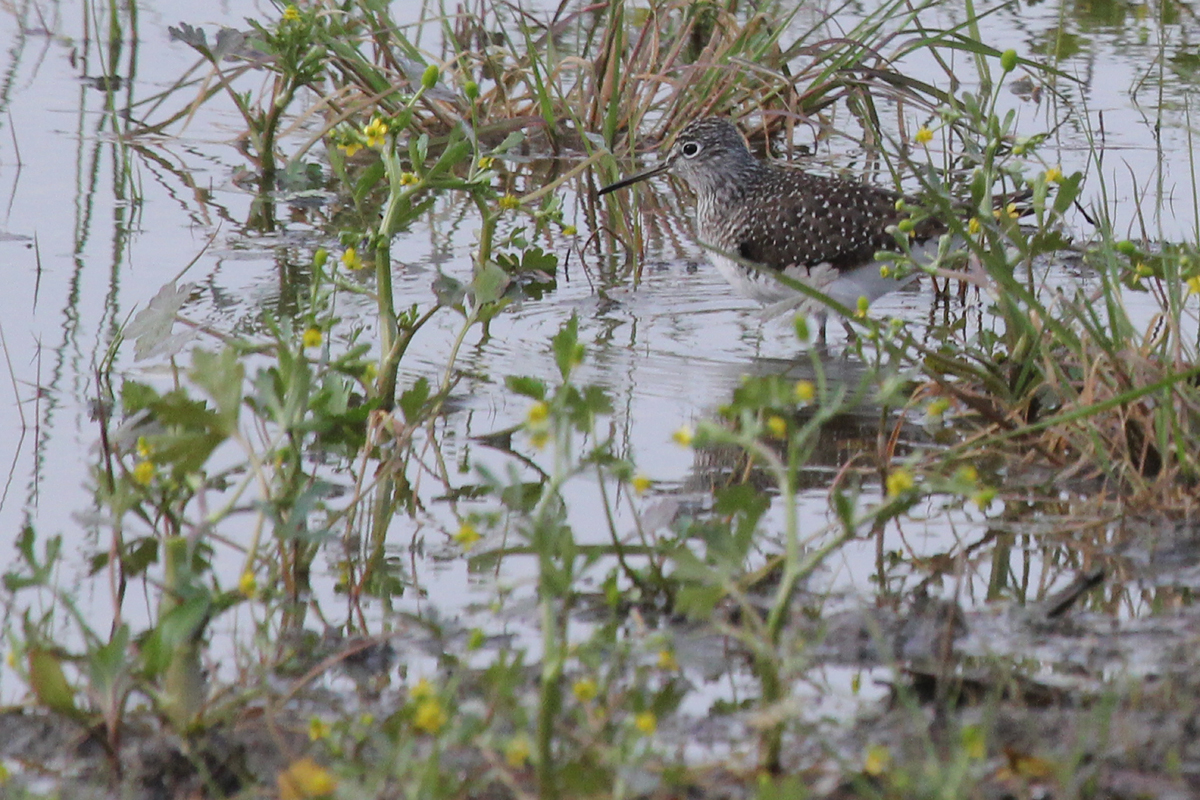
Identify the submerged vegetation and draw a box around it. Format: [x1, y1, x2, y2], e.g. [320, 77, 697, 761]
[6, 0, 1200, 797]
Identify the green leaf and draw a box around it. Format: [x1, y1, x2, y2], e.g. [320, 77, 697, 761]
[399, 377, 431, 423]
[142, 596, 210, 677]
[28, 648, 80, 718]
[472, 261, 510, 306]
[1052, 172, 1084, 215]
[505, 375, 546, 400]
[190, 348, 244, 433]
[552, 315, 581, 379]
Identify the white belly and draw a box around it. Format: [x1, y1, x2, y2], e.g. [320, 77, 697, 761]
[706, 251, 914, 315]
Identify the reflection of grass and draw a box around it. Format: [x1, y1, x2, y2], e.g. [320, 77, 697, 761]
[10, 0, 1200, 796]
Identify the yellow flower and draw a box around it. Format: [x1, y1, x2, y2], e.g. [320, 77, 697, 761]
[926, 397, 951, 418]
[572, 678, 598, 703]
[968, 216, 981, 235]
[1044, 165, 1063, 184]
[863, 745, 891, 776]
[410, 677, 436, 702]
[505, 735, 532, 768]
[915, 125, 934, 145]
[132, 460, 155, 486]
[399, 171, 419, 186]
[972, 488, 996, 511]
[526, 401, 549, 425]
[634, 711, 657, 734]
[632, 474, 652, 495]
[657, 649, 678, 671]
[993, 203, 1019, 221]
[341, 247, 363, 270]
[885, 468, 914, 497]
[238, 570, 257, 598]
[453, 522, 481, 550]
[477, 156, 495, 170]
[766, 415, 787, 439]
[794, 380, 816, 403]
[672, 425, 694, 447]
[498, 193, 520, 210]
[363, 117, 389, 148]
[282, 5, 301, 21]
[562, 225, 577, 236]
[1187, 275, 1200, 295]
[338, 141, 362, 158]
[277, 758, 337, 800]
[413, 698, 447, 734]
[308, 717, 331, 741]
[962, 725, 986, 760]
[302, 327, 322, 348]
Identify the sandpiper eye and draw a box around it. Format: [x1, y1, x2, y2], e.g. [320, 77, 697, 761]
[681, 141, 701, 157]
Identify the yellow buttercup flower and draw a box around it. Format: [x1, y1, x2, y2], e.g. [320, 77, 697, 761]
[282, 5, 301, 22]
[634, 711, 656, 734]
[338, 140, 362, 158]
[505, 735, 532, 768]
[277, 758, 336, 800]
[453, 522, 481, 550]
[1186, 275, 1200, 295]
[572, 678, 598, 703]
[363, 117, 389, 148]
[885, 468, 914, 497]
[632, 474, 652, 495]
[308, 717, 331, 741]
[132, 460, 155, 486]
[1044, 165, 1063, 184]
[302, 327, 322, 348]
[562, 225, 577, 236]
[341, 247, 363, 270]
[477, 156, 495, 170]
[526, 401, 549, 425]
[864, 745, 891, 776]
[968, 216, 981, 235]
[414, 698, 447, 734]
[498, 194, 520, 211]
[238, 570, 257, 598]
[914, 125, 934, 145]
[794, 380, 816, 403]
[399, 172, 419, 186]
[972, 488, 997, 511]
[672, 426, 694, 447]
[765, 415, 787, 439]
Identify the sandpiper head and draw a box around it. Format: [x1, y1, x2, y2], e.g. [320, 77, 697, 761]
[597, 117, 756, 197]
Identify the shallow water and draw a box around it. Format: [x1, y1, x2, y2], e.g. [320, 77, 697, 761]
[0, 0, 1198, 748]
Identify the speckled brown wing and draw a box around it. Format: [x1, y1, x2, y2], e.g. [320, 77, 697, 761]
[727, 171, 900, 272]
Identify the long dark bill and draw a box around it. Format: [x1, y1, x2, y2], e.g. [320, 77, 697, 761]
[596, 162, 670, 197]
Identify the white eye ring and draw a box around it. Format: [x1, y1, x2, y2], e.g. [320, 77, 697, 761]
[681, 142, 701, 157]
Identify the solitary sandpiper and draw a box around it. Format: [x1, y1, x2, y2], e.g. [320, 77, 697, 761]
[598, 117, 946, 321]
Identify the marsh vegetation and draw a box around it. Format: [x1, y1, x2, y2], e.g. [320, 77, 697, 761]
[2, 0, 1200, 798]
